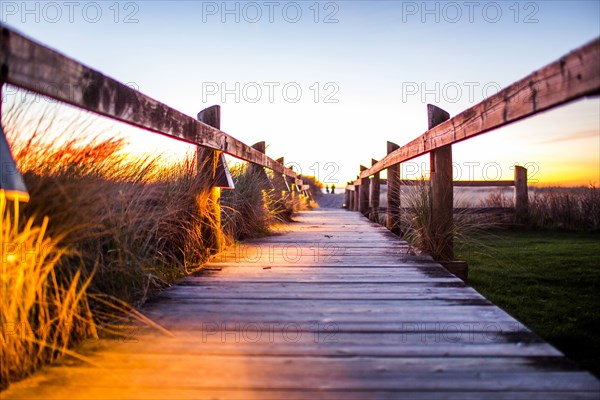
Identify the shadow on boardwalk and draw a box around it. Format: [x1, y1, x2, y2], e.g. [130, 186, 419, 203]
[3, 210, 599, 399]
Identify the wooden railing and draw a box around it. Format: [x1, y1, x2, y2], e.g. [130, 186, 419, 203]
[0, 24, 309, 250]
[346, 37, 600, 262]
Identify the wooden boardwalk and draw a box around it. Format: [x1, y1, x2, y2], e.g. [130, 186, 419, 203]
[4, 210, 599, 399]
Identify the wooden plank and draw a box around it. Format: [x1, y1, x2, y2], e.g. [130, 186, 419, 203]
[6, 386, 600, 400]
[185, 276, 461, 283]
[198, 263, 447, 269]
[0, 25, 296, 177]
[362, 37, 600, 178]
[75, 331, 563, 357]
[48, 355, 588, 375]
[143, 305, 520, 322]
[6, 366, 597, 393]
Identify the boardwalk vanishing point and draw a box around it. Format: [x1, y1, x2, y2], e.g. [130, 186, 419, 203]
[3, 209, 599, 399]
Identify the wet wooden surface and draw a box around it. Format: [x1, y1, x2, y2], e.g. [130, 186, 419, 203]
[4, 210, 599, 399]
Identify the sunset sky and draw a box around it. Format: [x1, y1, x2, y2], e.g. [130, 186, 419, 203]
[1, 1, 599, 186]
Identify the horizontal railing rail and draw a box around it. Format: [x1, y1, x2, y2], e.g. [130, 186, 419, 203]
[0, 24, 296, 178]
[346, 37, 599, 270]
[360, 37, 600, 179]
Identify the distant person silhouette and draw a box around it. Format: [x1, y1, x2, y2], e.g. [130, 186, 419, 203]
[331, 184, 335, 194]
[325, 184, 330, 194]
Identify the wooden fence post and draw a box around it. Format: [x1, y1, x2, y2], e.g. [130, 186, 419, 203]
[353, 179, 360, 211]
[249, 141, 274, 189]
[197, 105, 223, 253]
[370, 158, 380, 222]
[514, 165, 528, 224]
[273, 156, 290, 197]
[428, 104, 454, 261]
[386, 141, 401, 235]
[344, 185, 350, 209]
[359, 166, 370, 216]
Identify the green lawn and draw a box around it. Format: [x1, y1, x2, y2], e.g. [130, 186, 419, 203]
[456, 230, 600, 377]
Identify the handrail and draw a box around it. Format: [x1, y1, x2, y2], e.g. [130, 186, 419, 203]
[361, 37, 600, 179]
[346, 37, 599, 265]
[0, 24, 296, 178]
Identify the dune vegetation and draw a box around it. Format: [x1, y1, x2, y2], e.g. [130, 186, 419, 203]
[0, 95, 313, 389]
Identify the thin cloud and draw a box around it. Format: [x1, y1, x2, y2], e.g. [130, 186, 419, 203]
[538, 130, 599, 145]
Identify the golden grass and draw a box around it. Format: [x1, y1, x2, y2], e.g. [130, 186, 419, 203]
[1, 93, 312, 388]
[0, 191, 97, 389]
[479, 185, 600, 231]
[400, 179, 491, 260]
[222, 164, 308, 240]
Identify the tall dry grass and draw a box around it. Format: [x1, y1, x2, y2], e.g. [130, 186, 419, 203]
[3, 104, 213, 305]
[527, 186, 600, 231]
[479, 186, 600, 231]
[1, 94, 305, 388]
[222, 164, 307, 240]
[400, 179, 491, 260]
[0, 191, 97, 389]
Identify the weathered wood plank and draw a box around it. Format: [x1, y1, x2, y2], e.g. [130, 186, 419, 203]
[6, 387, 599, 400]
[0, 25, 296, 177]
[362, 37, 600, 178]
[75, 331, 563, 357]
[6, 367, 598, 393]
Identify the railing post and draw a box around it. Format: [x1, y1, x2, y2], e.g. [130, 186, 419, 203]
[386, 141, 401, 235]
[428, 104, 453, 261]
[359, 166, 370, 216]
[514, 165, 528, 224]
[249, 141, 274, 189]
[197, 105, 223, 253]
[273, 156, 290, 198]
[353, 179, 360, 211]
[344, 185, 350, 209]
[370, 158, 380, 222]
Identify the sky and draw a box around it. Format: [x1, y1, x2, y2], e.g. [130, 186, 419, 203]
[1, 0, 599, 186]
